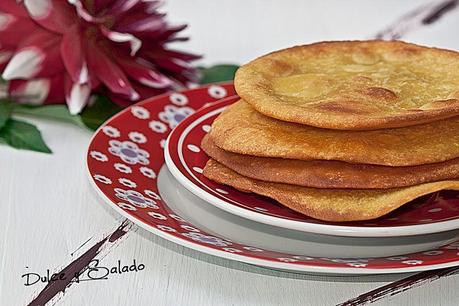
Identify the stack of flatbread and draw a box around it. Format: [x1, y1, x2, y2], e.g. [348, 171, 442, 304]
[201, 40, 459, 222]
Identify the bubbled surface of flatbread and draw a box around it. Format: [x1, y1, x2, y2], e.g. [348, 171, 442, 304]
[235, 40, 459, 130]
[209, 100, 459, 166]
[201, 134, 459, 189]
[203, 159, 459, 222]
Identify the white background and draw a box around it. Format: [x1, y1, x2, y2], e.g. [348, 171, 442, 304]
[1, 1, 459, 305]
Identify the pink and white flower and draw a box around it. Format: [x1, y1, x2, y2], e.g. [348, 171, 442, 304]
[0, 0, 200, 114]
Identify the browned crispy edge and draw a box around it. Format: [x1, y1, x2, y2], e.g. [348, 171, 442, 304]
[203, 159, 459, 222]
[201, 134, 459, 189]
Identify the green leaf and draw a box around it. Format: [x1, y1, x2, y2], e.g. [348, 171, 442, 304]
[12, 104, 84, 126]
[198, 64, 239, 84]
[0, 100, 12, 129]
[0, 119, 52, 153]
[80, 95, 122, 131]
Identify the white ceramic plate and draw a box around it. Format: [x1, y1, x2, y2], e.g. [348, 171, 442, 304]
[87, 84, 459, 274]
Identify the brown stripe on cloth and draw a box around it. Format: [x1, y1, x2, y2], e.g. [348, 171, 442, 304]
[337, 266, 459, 306]
[28, 220, 133, 306]
[422, 0, 458, 24]
[374, 0, 458, 39]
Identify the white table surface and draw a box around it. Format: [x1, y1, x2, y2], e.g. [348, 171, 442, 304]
[1, 1, 459, 305]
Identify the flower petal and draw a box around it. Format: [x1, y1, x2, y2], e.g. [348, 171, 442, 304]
[68, 0, 100, 22]
[112, 6, 166, 33]
[8, 78, 50, 104]
[107, 81, 162, 107]
[0, 51, 13, 66]
[61, 24, 88, 83]
[0, 0, 30, 17]
[4, 32, 65, 80]
[2, 48, 45, 79]
[46, 75, 66, 103]
[87, 40, 138, 98]
[24, 0, 77, 34]
[0, 12, 15, 30]
[149, 48, 202, 62]
[115, 56, 171, 89]
[23, 0, 52, 19]
[8, 75, 65, 104]
[65, 79, 91, 114]
[103, 0, 141, 15]
[100, 26, 141, 56]
[0, 14, 37, 49]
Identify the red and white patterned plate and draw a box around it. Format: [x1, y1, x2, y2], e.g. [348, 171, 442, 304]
[165, 97, 459, 237]
[87, 83, 459, 274]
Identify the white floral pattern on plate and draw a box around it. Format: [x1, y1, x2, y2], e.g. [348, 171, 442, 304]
[114, 188, 157, 208]
[169, 93, 189, 106]
[159, 105, 194, 129]
[90, 151, 108, 162]
[208, 85, 228, 99]
[131, 106, 150, 119]
[114, 163, 132, 174]
[102, 126, 120, 138]
[140, 166, 156, 179]
[128, 131, 147, 144]
[182, 232, 232, 247]
[149, 120, 168, 133]
[108, 140, 149, 165]
[94, 174, 112, 184]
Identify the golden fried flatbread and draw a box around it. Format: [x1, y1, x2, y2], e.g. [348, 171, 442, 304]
[209, 100, 459, 166]
[203, 159, 459, 222]
[201, 134, 459, 189]
[235, 40, 459, 130]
